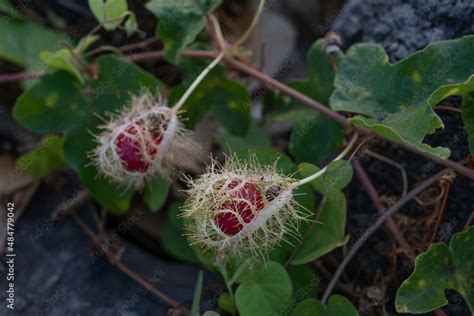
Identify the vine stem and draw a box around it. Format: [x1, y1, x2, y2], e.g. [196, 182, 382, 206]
[351, 159, 414, 259]
[294, 133, 358, 187]
[321, 168, 451, 304]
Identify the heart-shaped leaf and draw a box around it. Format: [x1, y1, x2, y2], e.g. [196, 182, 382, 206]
[331, 35, 474, 159]
[291, 296, 359, 316]
[290, 191, 349, 265]
[88, 0, 128, 31]
[287, 265, 320, 303]
[235, 261, 292, 316]
[395, 226, 474, 314]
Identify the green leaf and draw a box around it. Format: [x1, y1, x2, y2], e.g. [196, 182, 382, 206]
[218, 120, 271, 153]
[287, 265, 319, 303]
[267, 81, 343, 166]
[206, 78, 251, 136]
[289, 110, 343, 165]
[0, 18, 69, 69]
[146, 0, 222, 63]
[298, 161, 353, 194]
[160, 202, 198, 263]
[331, 36, 474, 159]
[235, 261, 292, 316]
[88, 0, 128, 30]
[461, 92, 474, 155]
[290, 191, 349, 265]
[16, 135, 65, 178]
[169, 69, 250, 135]
[191, 271, 204, 316]
[307, 39, 342, 105]
[291, 296, 359, 316]
[395, 226, 474, 314]
[13, 71, 88, 133]
[203, 312, 220, 316]
[143, 176, 171, 212]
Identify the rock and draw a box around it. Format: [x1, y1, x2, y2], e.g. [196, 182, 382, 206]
[332, 0, 474, 61]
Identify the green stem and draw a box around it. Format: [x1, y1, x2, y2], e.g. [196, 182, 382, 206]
[172, 51, 225, 112]
[294, 133, 359, 187]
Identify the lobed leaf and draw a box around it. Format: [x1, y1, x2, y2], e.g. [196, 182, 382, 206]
[395, 226, 474, 313]
[331, 35, 474, 158]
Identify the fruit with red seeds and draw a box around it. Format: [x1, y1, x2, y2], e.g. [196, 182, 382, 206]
[115, 123, 161, 172]
[216, 180, 264, 235]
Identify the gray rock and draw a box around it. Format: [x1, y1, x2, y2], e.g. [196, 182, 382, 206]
[332, 0, 474, 61]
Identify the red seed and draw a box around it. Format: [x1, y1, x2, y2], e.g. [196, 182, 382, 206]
[115, 123, 161, 172]
[216, 181, 264, 235]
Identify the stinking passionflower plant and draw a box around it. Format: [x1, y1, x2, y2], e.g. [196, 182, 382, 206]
[182, 135, 358, 262]
[91, 92, 199, 188]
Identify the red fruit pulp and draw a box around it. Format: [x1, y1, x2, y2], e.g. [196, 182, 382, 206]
[216, 181, 264, 235]
[115, 123, 161, 172]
